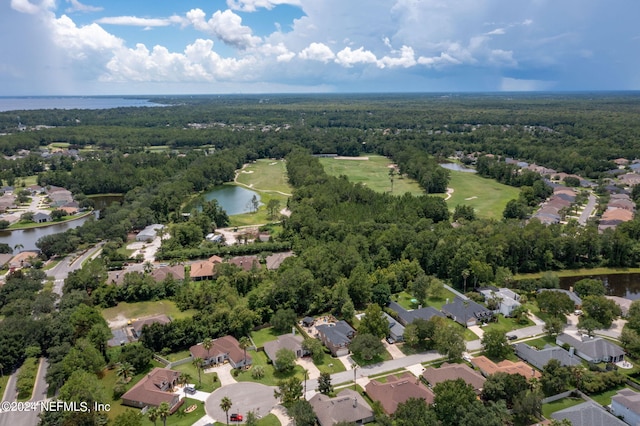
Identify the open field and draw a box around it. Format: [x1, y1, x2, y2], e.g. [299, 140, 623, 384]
[515, 267, 640, 281]
[101, 300, 196, 325]
[236, 159, 292, 195]
[541, 397, 583, 418]
[319, 155, 424, 195]
[446, 170, 521, 220]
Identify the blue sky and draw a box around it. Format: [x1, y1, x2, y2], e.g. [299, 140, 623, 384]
[2, 0, 639, 95]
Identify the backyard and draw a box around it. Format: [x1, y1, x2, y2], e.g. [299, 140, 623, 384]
[101, 300, 196, 326]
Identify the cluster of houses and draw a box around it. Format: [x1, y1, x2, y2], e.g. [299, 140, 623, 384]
[0, 184, 79, 223]
[599, 193, 635, 232]
[532, 185, 578, 225]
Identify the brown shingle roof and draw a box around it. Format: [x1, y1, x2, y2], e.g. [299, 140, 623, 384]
[470, 356, 541, 379]
[121, 367, 181, 408]
[365, 372, 434, 414]
[422, 362, 485, 393]
[309, 389, 374, 426]
[151, 265, 185, 282]
[228, 255, 260, 272]
[131, 314, 171, 336]
[189, 260, 215, 279]
[189, 335, 251, 365]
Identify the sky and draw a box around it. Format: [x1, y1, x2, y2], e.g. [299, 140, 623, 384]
[2, 0, 640, 95]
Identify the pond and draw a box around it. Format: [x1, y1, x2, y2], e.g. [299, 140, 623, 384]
[0, 213, 96, 251]
[560, 273, 640, 300]
[440, 163, 477, 173]
[200, 186, 262, 216]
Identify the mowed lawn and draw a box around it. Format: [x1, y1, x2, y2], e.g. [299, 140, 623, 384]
[319, 155, 424, 196]
[236, 159, 292, 195]
[446, 170, 521, 220]
[101, 300, 196, 324]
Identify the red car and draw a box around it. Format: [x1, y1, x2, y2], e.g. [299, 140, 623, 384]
[230, 414, 243, 422]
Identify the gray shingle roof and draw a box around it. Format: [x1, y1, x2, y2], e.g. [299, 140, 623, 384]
[551, 401, 627, 426]
[316, 321, 355, 347]
[309, 389, 374, 426]
[556, 333, 625, 361]
[513, 343, 582, 370]
[441, 297, 492, 325]
[388, 301, 445, 326]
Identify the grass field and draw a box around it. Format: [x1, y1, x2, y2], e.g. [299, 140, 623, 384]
[228, 159, 291, 227]
[235, 350, 304, 386]
[515, 267, 640, 281]
[446, 170, 521, 220]
[319, 155, 424, 195]
[101, 300, 196, 324]
[541, 397, 583, 418]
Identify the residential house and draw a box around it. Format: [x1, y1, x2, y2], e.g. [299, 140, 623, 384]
[151, 265, 185, 283]
[302, 317, 315, 327]
[384, 312, 405, 343]
[228, 255, 260, 272]
[130, 315, 171, 340]
[121, 367, 184, 413]
[9, 251, 39, 269]
[264, 333, 307, 368]
[470, 356, 541, 380]
[479, 288, 521, 317]
[309, 389, 375, 426]
[316, 320, 356, 357]
[0, 253, 12, 268]
[388, 301, 445, 326]
[613, 158, 630, 167]
[189, 335, 252, 368]
[513, 343, 582, 370]
[552, 401, 627, 426]
[365, 372, 434, 414]
[136, 224, 164, 242]
[556, 333, 625, 363]
[606, 296, 632, 317]
[538, 289, 582, 308]
[611, 388, 640, 426]
[422, 362, 485, 394]
[189, 259, 217, 281]
[33, 211, 51, 223]
[619, 173, 640, 186]
[441, 297, 492, 327]
[265, 251, 294, 270]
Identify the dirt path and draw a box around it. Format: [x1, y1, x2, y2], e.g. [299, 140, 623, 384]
[234, 163, 292, 197]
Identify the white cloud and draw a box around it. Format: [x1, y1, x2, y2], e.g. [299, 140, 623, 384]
[65, 0, 102, 13]
[51, 15, 123, 59]
[226, 0, 302, 12]
[298, 42, 335, 63]
[259, 43, 295, 62]
[489, 49, 516, 67]
[96, 16, 178, 27]
[185, 8, 261, 49]
[335, 47, 378, 68]
[10, 0, 40, 14]
[486, 28, 505, 35]
[379, 45, 416, 68]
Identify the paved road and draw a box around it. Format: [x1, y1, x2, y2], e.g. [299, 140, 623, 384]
[46, 242, 104, 296]
[0, 358, 49, 426]
[578, 193, 598, 225]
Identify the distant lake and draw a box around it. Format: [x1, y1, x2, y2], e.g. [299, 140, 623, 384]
[440, 163, 477, 173]
[0, 97, 163, 112]
[0, 213, 96, 251]
[201, 186, 262, 215]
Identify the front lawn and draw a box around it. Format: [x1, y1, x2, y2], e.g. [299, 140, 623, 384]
[483, 314, 534, 335]
[351, 348, 393, 367]
[214, 413, 281, 426]
[235, 350, 304, 386]
[172, 362, 221, 393]
[524, 335, 557, 349]
[313, 352, 347, 375]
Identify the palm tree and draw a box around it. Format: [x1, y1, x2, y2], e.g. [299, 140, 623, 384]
[143, 261, 154, 274]
[116, 362, 135, 383]
[202, 337, 213, 365]
[192, 357, 203, 386]
[157, 402, 171, 426]
[462, 269, 470, 293]
[178, 372, 191, 388]
[303, 368, 309, 398]
[148, 407, 159, 426]
[238, 336, 251, 368]
[13, 243, 23, 253]
[220, 396, 232, 426]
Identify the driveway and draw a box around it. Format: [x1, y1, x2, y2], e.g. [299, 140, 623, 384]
[383, 340, 405, 360]
[206, 363, 236, 386]
[295, 357, 321, 380]
[205, 382, 277, 423]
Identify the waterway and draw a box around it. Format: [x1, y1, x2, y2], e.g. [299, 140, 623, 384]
[560, 273, 640, 300]
[0, 213, 96, 251]
[440, 163, 477, 173]
[0, 97, 163, 112]
[200, 186, 262, 216]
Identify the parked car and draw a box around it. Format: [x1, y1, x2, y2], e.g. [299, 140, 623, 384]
[230, 414, 243, 422]
[507, 334, 518, 340]
[184, 386, 196, 395]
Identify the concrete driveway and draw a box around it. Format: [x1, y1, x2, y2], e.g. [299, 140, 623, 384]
[295, 357, 321, 380]
[206, 363, 236, 386]
[205, 382, 277, 423]
[383, 340, 405, 359]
